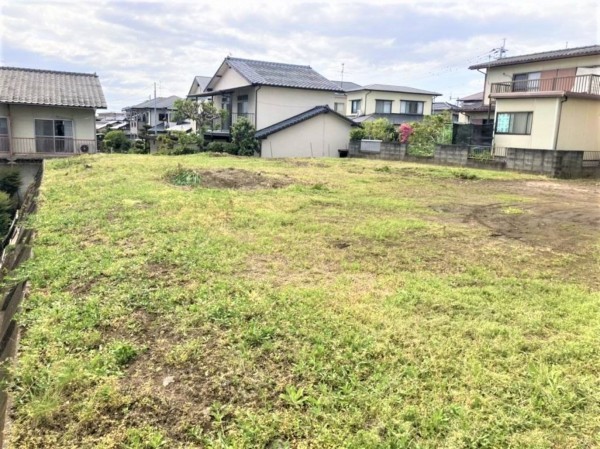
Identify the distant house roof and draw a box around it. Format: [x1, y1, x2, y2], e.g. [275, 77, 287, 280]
[255, 105, 356, 139]
[207, 57, 343, 92]
[330, 80, 362, 91]
[458, 92, 484, 102]
[352, 113, 425, 126]
[347, 83, 442, 96]
[124, 95, 181, 110]
[433, 102, 459, 112]
[0, 66, 106, 108]
[469, 45, 600, 70]
[188, 76, 212, 96]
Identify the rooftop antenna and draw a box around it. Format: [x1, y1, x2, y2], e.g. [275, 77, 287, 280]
[340, 63, 345, 88]
[565, 41, 569, 49]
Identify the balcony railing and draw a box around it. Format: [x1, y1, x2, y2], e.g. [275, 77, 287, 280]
[210, 112, 255, 132]
[491, 74, 600, 96]
[0, 137, 98, 156]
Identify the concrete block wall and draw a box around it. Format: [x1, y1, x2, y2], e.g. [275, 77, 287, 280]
[434, 145, 468, 166]
[505, 148, 557, 175]
[349, 140, 406, 160]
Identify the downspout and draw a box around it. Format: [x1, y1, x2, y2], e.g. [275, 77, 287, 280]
[553, 95, 568, 176]
[364, 90, 371, 115]
[254, 85, 261, 129]
[553, 95, 568, 150]
[7, 104, 13, 161]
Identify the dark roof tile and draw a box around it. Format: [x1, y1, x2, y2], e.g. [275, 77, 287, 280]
[469, 45, 600, 69]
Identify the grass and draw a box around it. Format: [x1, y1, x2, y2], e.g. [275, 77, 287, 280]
[8, 154, 600, 448]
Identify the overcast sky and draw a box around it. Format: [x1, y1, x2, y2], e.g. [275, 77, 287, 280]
[1, 0, 598, 111]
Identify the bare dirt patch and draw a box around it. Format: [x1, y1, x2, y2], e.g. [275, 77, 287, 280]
[168, 167, 295, 190]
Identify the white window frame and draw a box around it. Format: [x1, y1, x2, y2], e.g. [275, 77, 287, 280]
[34, 118, 75, 153]
[400, 100, 424, 115]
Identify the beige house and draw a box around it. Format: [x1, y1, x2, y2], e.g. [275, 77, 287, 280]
[0, 67, 106, 158]
[256, 105, 357, 158]
[469, 45, 600, 154]
[190, 57, 352, 157]
[344, 84, 441, 126]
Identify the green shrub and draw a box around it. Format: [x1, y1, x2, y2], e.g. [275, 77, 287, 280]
[407, 111, 452, 156]
[349, 127, 366, 141]
[363, 119, 396, 141]
[0, 169, 22, 197]
[157, 132, 202, 155]
[207, 141, 226, 153]
[231, 118, 259, 156]
[0, 191, 14, 236]
[103, 130, 131, 153]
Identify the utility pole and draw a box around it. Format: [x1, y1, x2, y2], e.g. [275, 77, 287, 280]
[153, 82, 157, 136]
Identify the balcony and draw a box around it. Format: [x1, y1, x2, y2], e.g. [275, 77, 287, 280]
[0, 137, 98, 158]
[490, 74, 600, 97]
[209, 112, 256, 134]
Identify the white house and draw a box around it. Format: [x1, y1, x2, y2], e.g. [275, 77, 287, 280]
[0, 67, 106, 158]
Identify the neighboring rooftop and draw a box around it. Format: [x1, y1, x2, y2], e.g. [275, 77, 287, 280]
[124, 95, 181, 110]
[469, 45, 600, 70]
[213, 57, 343, 92]
[347, 83, 442, 96]
[188, 76, 212, 96]
[433, 102, 459, 112]
[255, 105, 355, 138]
[352, 113, 425, 125]
[458, 92, 484, 102]
[330, 80, 362, 91]
[0, 66, 106, 108]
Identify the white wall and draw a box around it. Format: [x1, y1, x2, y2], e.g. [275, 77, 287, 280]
[256, 86, 337, 129]
[345, 90, 435, 116]
[6, 104, 96, 140]
[211, 67, 251, 91]
[557, 97, 600, 152]
[493, 97, 559, 150]
[260, 112, 352, 158]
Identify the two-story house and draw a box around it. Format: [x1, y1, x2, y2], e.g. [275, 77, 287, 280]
[0, 67, 106, 158]
[123, 95, 181, 138]
[344, 84, 441, 125]
[189, 57, 357, 158]
[469, 45, 600, 155]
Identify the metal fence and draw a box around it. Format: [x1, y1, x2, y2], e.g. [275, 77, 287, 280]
[583, 151, 600, 167]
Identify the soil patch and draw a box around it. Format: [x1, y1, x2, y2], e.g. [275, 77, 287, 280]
[168, 167, 294, 190]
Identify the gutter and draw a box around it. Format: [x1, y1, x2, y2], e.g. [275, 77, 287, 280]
[254, 85, 262, 129]
[363, 90, 371, 115]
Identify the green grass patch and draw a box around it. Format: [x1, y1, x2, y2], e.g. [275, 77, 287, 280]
[9, 154, 599, 448]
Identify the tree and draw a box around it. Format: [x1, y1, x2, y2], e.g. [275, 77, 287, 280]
[363, 118, 396, 141]
[103, 130, 131, 153]
[230, 118, 259, 156]
[157, 131, 203, 155]
[172, 99, 222, 131]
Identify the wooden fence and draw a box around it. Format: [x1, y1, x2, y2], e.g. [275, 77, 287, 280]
[0, 166, 43, 448]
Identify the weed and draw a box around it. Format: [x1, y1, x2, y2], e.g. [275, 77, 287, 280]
[164, 165, 202, 186]
[280, 385, 308, 407]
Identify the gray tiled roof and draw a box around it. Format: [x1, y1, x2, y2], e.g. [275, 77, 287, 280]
[330, 80, 362, 91]
[469, 45, 600, 69]
[125, 95, 181, 110]
[458, 91, 484, 102]
[0, 66, 106, 108]
[255, 105, 356, 139]
[347, 84, 442, 96]
[433, 102, 459, 112]
[225, 57, 343, 92]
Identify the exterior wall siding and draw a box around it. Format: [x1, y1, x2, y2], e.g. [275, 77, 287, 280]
[260, 113, 351, 158]
[557, 97, 600, 152]
[7, 105, 96, 140]
[345, 91, 435, 116]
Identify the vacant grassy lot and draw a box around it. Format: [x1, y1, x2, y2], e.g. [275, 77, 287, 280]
[8, 154, 600, 448]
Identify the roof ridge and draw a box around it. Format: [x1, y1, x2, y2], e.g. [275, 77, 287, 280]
[226, 57, 312, 69]
[498, 44, 599, 60]
[0, 66, 98, 77]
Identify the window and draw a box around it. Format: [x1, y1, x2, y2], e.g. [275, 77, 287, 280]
[351, 99, 362, 114]
[334, 102, 345, 114]
[158, 112, 169, 122]
[237, 95, 249, 115]
[0, 118, 8, 152]
[495, 112, 533, 135]
[512, 72, 541, 92]
[400, 100, 424, 114]
[35, 119, 74, 153]
[375, 100, 392, 114]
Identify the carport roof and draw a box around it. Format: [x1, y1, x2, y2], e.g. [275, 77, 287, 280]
[255, 105, 357, 139]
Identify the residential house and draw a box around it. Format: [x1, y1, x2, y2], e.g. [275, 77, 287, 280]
[455, 92, 493, 124]
[329, 80, 362, 115]
[190, 57, 355, 157]
[123, 95, 181, 139]
[187, 76, 212, 97]
[469, 45, 600, 154]
[433, 101, 460, 123]
[0, 67, 105, 158]
[344, 84, 442, 126]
